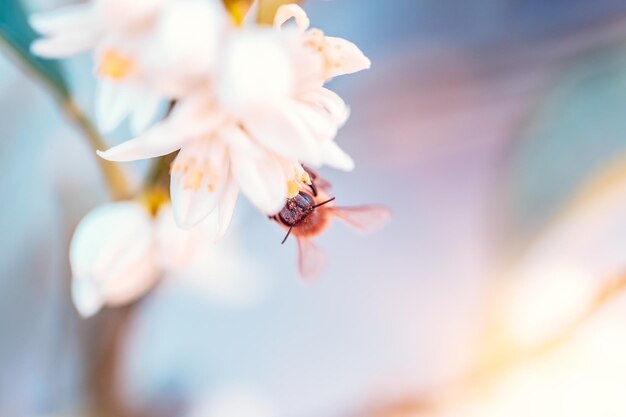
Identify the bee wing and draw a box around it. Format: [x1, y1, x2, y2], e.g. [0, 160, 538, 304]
[297, 237, 326, 280]
[302, 165, 332, 193]
[329, 205, 391, 233]
[313, 176, 333, 193]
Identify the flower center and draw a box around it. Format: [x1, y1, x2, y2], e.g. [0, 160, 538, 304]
[138, 187, 169, 217]
[99, 50, 135, 80]
[305, 30, 344, 74]
[287, 167, 312, 199]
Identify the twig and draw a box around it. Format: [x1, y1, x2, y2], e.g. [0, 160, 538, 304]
[62, 99, 131, 201]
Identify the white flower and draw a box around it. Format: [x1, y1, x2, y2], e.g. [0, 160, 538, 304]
[98, 4, 369, 228]
[273, 4, 371, 80]
[30, 0, 226, 134]
[69, 199, 233, 317]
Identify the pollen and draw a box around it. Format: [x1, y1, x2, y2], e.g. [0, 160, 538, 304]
[184, 171, 204, 192]
[287, 180, 300, 199]
[287, 166, 312, 198]
[300, 171, 312, 185]
[171, 156, 219, 193]
[99, 50, 135, 80]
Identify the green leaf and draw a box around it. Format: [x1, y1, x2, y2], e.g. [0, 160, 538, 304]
[0, 0, 69, 98]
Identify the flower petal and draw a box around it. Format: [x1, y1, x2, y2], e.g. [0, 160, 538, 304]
[69, 202, 159, 315]
[97, 119, 187, 162]
[299, 87, 350, 127]
[243, 104, 322, 166]
[71, 276, 103, 318]
[155, 204, 201, 270]
[151, 0, 224, 76]
[30, 33, 99, 57]
[95, 80, 134, 133]
[293, 101, 338, 142]
[170, 140, 230, 228]
[218, 30, 295, 111]
[129, 88, 164, 135]
[29, 3, 98, 40]
[320, 140, 354, 171]
[216, 176, 239, 239]
[323, 36, 371, 79]
[225, 127, 288, 214]
[274, 4, 310, 32]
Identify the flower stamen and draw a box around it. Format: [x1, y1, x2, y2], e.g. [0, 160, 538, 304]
[171, 157, 219, 193]
[287, 166, 313, 199]
[99, 50, 135, 80]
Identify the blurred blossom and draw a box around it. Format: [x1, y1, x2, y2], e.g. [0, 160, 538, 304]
[500, 263, 596, 348]
[495, 161, 626, 347]
[433, 316, 626, 417]
[30, 0, 226, 133]
[98, 4, 367, 229]
[70, 199, 236, 316]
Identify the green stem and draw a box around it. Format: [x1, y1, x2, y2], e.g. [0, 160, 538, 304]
[63, 99, 131, 201]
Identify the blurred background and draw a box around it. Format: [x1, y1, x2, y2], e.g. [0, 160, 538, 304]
[4, 0, 626, 416]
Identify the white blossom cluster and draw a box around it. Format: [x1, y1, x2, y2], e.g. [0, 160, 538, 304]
[30, 0, 370, 315]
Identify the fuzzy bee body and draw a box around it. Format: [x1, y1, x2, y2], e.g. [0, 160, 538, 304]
[271, 170, 390, 279]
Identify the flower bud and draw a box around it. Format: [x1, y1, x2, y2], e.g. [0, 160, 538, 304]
[69, 202, 159, 317]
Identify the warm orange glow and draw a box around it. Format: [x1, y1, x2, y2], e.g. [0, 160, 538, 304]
[99, 50, 135, 80]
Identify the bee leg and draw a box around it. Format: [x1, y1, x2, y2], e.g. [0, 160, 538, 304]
[281, 226, 294, 244]
[312, 196, 336, 209]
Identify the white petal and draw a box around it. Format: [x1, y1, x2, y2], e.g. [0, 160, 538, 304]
[95, 80, 133, 133]
[69, 202, 159, 314]
[29, 4, 96, 35]
[98, 0, 167, 28]
[226, 127, 288, 214]
[324, 36, 371, 79]
[155, 204, 201, 271]
[293, 102, 338, 142]
[129, 88, 164, 135]
[30, 33, 98, 57]
[216, 176, 239, 240]
[243, 104, 321, 165]
[217, 30, 295, 112]
[97, 118, 187, 162]
[150, 0, 224, 76]
[299, 87, 350, 126]
[170, 140, 230, 228]
[320, 140, 354, 171]
[101, 249, 159, 306]
[71, 277, 103, 318]
[274, 4, 310, 32]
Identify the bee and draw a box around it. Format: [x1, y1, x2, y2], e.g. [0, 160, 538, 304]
[271, 169, 391, 279]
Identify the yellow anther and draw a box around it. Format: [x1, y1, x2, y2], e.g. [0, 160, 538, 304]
[183, 171, 204, 192]
[300, 171, 312, 185]
[172, 157, 219, 194]
[99, 50, 135, 80]
[287, 180, 300, 199]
